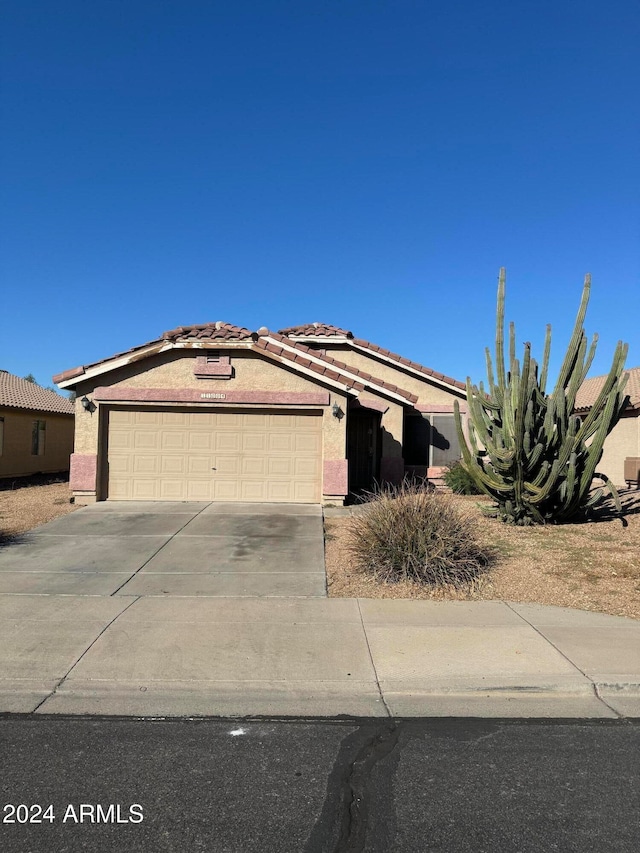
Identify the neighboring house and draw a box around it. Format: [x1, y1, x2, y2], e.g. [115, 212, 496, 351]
[575, 366, 640, 488]
[53, 322, 468, 505]
[0, 370, 75, 479]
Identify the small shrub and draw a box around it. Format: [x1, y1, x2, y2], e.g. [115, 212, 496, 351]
[443, 460, 483, 495]
[346, 484, 490, 587]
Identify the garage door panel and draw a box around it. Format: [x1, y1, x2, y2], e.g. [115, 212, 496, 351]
[243, 456, 267, 476]
[294, 482, 318, 502]
[188, 456, 212, 475]
[216, 413, 243, 428]
[294, 458, 319, 476]
[295, 433, 322, 452]
[132, 480, 159, 500]
[242, 414, 269, 430]
[187, 481, 212, 500]
[108, 408, 322, 502]
[160, 456, 185, 475]
[133, 431, 160, 450]
[162, 412, 190, 426]
[268, 457, 293, 476]
[215, 456, 241, 476]
[243, 433, 267, 452]
[188, 432, 212, 452]
[215, 432, 241, 452]
[214, 480, 241, 501]
[133, 455, 159, 475]
[134, 411, 162, 426]
[161, 432, 188, 451]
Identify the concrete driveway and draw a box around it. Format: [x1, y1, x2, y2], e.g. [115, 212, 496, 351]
[0, 502, 326, 597]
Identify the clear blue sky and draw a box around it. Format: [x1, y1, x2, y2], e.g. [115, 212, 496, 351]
[1, 0, 638, 393]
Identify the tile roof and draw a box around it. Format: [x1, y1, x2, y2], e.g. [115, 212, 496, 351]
[352, 338, 467, 391]
[278, 323, 353, 338]
[0, 371, 74, 415]
[53, 323, 255, 384]
[52, 320, 463, 398]
[575, 366, 640, 412]
[262, 333, 419, 403]
[162, 322, 255, 341]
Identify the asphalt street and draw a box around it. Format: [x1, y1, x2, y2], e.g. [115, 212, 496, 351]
[1, 717, 639, 853]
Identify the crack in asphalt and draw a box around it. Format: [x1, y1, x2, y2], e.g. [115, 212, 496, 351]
[304, 721, 403, 853]
[332, 721, 403, 853]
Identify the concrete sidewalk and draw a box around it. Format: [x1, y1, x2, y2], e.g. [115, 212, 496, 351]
[1, 596, 639, 718]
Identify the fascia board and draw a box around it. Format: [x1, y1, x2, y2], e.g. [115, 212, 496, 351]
[270, 338, 413, 406]
[256, 344, 354, 395]
[349, 342, 465, 395]
[56, 340, 255, 389]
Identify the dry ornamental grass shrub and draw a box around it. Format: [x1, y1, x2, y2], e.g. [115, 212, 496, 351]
[346, 484, 491, 587]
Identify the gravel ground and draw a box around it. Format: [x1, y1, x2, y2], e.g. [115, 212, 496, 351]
[325, 491, 640, 620]
[0, 480, 78, 541]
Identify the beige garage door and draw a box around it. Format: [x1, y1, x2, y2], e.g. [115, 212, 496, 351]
[107, 409, 322, 502]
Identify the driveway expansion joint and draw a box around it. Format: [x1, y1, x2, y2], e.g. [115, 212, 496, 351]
[109, 502, 214, 596]
[356, 598, 391, 718]
[503, 601, 623, 718]
[31, 596, 142, 713]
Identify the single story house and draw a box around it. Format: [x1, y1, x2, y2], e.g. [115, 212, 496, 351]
[53, 322, 468, 505]
[575, 366, 640, 488]
[0, 370, 75, 479]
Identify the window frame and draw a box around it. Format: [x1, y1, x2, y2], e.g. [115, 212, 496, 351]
[31, 419, 46, 456]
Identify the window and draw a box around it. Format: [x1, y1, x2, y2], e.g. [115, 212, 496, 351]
[429, 414, 461, 466]
[0, 416, 3, 456]
[405, 413, 462, 467]
[31, 420, 46, 456]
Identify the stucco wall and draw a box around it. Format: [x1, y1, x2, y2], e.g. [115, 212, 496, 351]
[104, 349, 326, 394]
[0, 408, 74, 478]
[598, 412, 640, 487]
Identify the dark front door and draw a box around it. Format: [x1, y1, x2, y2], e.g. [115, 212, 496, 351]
[347, 408, 381, 495]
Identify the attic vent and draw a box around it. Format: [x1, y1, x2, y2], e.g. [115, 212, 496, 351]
[206, 353, 221, 363]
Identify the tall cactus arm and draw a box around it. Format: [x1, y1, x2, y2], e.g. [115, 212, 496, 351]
[539, 324, 552, 394]
[485, 348, 496, 395]
[552, 274, 591, 396]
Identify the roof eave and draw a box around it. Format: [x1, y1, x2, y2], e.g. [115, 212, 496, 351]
[349, 341, 465, 394]
[54, 339, 257, 389]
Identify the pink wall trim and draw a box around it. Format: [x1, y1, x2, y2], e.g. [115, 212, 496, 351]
[93, 387, 330, 406]
[357, 396, 388, 413]
[323, 459, 348, 495]
[70, 453, 97, 491]
[380, 456, 405, 485]
[416, 403, 468, 414]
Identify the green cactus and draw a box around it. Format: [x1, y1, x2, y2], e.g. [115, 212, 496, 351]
[454, 269, 629, 525]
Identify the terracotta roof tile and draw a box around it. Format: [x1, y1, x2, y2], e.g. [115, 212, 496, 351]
[266, 333, 419, 404]
[352, 338, 466, 390]
[0, 371, 74, 415]
[575, 367, 640, 412]
[278, 322, 353, 338]
[162, 322, 255, 342]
